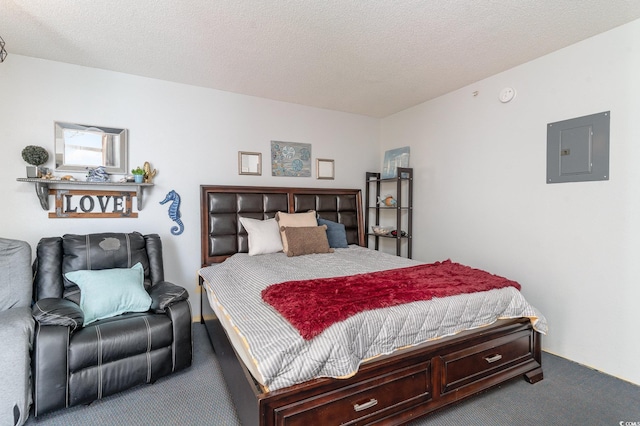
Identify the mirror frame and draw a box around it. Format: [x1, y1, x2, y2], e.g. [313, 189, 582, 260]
[54, 122, 129, 174]
[316, 158, 335, 180]
[238, 151, 262, 176]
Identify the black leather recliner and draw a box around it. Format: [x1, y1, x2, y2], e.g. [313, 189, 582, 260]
[31, 232, 192, 416]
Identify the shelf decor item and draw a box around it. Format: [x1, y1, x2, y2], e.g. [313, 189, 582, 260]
[21, 145, 49, 178]
[86, 166, 110, 182]
[381, 146, 410, 179]
[143, 161, 157, 183]
[377, 195, 396, 206]
[54, 122, 128, 174]
[371, 225, 393, 235]
[131, 166, 145, 183]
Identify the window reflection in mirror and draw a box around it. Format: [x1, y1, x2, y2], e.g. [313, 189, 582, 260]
[54, 122, 128, 174]
[238, 152, 262, 175]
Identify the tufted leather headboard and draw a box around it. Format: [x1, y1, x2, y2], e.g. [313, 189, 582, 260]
[200, 185, 364, 265]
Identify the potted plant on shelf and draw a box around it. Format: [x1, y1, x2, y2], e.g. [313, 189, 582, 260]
[21, 145, 49, 178]
[131, 166, 145, 183]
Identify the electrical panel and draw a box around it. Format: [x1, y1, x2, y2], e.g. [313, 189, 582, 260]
[547, 111, 610, 184]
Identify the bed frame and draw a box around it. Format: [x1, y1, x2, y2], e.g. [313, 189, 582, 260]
[200, 185, 543, 426]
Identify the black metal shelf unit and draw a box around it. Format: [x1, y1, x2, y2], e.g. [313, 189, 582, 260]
[365, 167, 413, 258]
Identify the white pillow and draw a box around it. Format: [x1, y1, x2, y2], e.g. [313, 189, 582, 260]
[239, 217, 283, 256]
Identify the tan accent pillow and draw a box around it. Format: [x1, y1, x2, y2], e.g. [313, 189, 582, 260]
[280, 225, 334, 257]
[275, 210, 317, 253]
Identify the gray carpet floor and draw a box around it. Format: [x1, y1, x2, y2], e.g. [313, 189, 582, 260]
[25, 324, 640, 425]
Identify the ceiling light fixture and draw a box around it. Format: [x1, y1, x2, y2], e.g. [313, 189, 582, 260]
[0, 36, 7, 62]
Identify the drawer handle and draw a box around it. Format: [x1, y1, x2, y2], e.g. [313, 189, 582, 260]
[484, 354, 503, 363]
[353, 398, 378, 412]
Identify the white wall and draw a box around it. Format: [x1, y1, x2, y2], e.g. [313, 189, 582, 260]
[0, 55, 380, 320]
[381, 19, 640, 385]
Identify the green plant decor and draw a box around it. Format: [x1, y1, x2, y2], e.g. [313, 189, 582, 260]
[21, 145, 49, 166]
[131, 167, 145, 175]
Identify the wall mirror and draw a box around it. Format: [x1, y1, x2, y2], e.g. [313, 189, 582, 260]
[238, 151, 262, 175]
[55, 122, 128, 174]
[316, 158, 335, 180]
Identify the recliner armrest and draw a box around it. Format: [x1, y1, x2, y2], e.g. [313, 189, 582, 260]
[149, 281, 189, 313]
[32, 297, 84, 332]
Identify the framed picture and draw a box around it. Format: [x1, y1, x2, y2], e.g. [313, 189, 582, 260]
[238, 151, 262, 175]
[382, 146, 410, 179]
[271, 141, 312, 177]
[316, 158, 335, 180]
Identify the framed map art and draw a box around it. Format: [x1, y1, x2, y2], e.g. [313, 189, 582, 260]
[271, 141, 312, 177]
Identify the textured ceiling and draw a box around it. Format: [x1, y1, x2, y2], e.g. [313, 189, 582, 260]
[2, 1, 640, 117]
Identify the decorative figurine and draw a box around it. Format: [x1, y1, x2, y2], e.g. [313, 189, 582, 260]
[377, 195, 397, 207]
[160, 190, 184, 235]
[143, 161, 157, 184]
[86, 166, 109, 182]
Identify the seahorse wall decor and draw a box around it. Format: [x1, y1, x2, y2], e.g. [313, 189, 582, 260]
[159, 190, 184, 235]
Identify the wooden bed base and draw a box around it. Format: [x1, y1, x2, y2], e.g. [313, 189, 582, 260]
[202, 298, 542, 426]
[199, 185, 543, 425]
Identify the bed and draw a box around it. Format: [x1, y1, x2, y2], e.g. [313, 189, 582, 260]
[199, 185, 545, 426]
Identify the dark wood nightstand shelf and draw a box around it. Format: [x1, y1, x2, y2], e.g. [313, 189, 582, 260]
[365, 167, 413, 258]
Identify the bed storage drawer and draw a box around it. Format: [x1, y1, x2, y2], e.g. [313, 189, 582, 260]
[439, 328, 535, 394]
[272, 361, 431, 425]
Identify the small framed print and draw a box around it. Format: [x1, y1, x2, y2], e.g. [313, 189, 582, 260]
[316, 158, 335, 180]
[238, 152, 262, 175]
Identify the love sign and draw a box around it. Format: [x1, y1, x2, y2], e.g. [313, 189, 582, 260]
[48, 189, 138, 218]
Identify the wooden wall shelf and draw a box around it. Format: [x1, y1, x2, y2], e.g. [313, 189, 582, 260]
[16, 178, 153, 211]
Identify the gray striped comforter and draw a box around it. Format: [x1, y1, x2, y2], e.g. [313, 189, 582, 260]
[198, 246, 547, 391]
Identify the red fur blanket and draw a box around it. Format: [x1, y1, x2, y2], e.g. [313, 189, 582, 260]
[261, 260, 521, 340]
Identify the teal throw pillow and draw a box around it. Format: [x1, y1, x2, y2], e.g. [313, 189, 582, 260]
[317, 217, 349, 248]
[65, 262, 152, 325]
